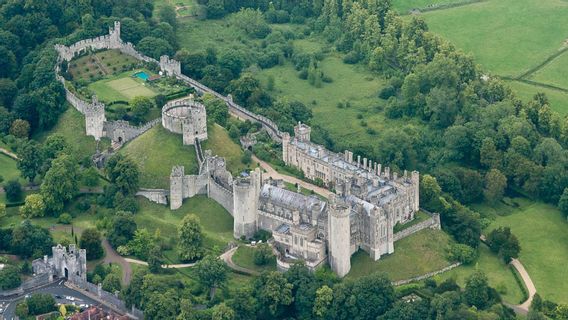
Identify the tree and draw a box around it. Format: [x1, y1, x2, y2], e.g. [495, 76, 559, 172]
[143, 290, 180, 320]
[484, 168, 507, 204]
[313, 285, 333, 319]
[105, 154, 140, 195]
[195, 255, 228, 300]
[15, 302, 29, 318]
[102, 273, 122, 293]
[211, 303, 235, 320]
[130, 96, 153, 121]
[253, 271, 293, 317]
[147, 245, 163, 273]
[447, 243, 477, 264]
[419, 174, 442, 209]
[137, 36, 174, 60]
[178, 214, 203, 261]
[27, 293, 56, 315]
[228, 288, 257, 320]
[108, 213, 137, 248]
[253, 243, 273, 265]
[40, 153, 79, 214]
[487, 227, 520, 263]
[558, 188, 568, 218]
[80, 228, 104, 260]
[19, 194, 46, 218]
[464, 271, 491, 309]
[0, 203, 5, 220]
[158, 5, 177, 29]
[82, 167, 100, 188]
[0, 78, 17, 108]
[9, 119, 30, 139]
[4, 180, 22, 202]
[11, 221, 53, 258]
[17, 140, 44, 182]
[0, 265, 21, 289]
[127, 228, 155, 260]
[231, 8, 271, 38]
[59, 304, 67, 318]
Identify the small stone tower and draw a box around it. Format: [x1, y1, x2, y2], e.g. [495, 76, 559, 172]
[411, 171, 420, 212]
[233, 168, 261, 239]
[84, 96, 106, 141]
[160, 55, 181, 76]
[181, 104, 207, 145]
[170, 166, 185, 210]
[109, 21, 121, 48]
[294, 122, 311, 142]
[328, 195, 351, 277]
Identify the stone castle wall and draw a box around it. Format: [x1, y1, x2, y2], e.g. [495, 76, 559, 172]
[103, 118, 160, 144]
[162, 99, 207, 145]
[208, 178, 234, 215]
[136, 189, 168, 205]
[393, 213, 441, 242]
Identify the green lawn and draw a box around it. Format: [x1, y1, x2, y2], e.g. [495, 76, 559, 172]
[347, 229, 452, 281]
[202, 124, 246, 174]
[120, 125, 199, 189]
[135, 196, 234, 263]
[393, 0, 469, 13]
[0, 154, 21, 186]
[481, 199, 568, 303]
[422, 0, 568, 77]
[393, 210, 431, 233]
[232, 246, 277, 273]
[434, 244, 525, 304]
[34, 107, 110, 159]
[529, 51, 568, 89]
[506, 80, 568, 116]
[88, 70, 158, 103]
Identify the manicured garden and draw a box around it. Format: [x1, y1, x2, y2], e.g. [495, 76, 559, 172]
[120, 125, 199, 189]
[88, 69, 158, 102]
[68, 50, 138, 83]
[346, 229, 453, 281]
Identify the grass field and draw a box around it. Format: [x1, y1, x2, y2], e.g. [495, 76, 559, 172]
[135, 196, 234, 263]
[120, 125, 199, 189]
[34, 107, 111, 159]
[506, 80, 568, 116]
[0, 154, 21, 186]
[529, 51, 568, 89]
[346, 229, 452, 281]
[480, 199, 568, 303]
[232, 246, 277, 273]
[201, 124, 246, 174]
[69, 50, 138, 82]
[88, 70, 158, 103]
[393, 0, 467, 13]
[434, 244, 525, 304]
[422, 0, 568, 78]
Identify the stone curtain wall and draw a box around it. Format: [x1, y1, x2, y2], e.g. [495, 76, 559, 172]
[393, 213, 441, 242]
[83, 281, 144, 319]
[391, 262, 462, 286]
[0, 273, 51, 297]
[103, 118, 160, 144]
[136, 188, 168, 205]
[208, 178, 234, 215]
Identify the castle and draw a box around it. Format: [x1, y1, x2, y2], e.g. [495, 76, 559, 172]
[32, 244, 87, 286]
[170, 122, 424, 277]
[162, 98, 208, 145]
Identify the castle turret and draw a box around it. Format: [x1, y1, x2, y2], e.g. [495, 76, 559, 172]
[109, 21, 121, 48]
[294, 122, 311, 142]
[84, 96, 106, 140]
[328, 195, 351, 277]
[233, 168, 261, 239]
[170, 166, 185, 210]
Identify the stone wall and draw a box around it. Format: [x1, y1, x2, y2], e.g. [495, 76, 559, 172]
[83, 281, 144, 319]
[391, 262, 462, 286]
[393, 213, 441, 242]
[0, 273, 51, 297]
[136, 189, 168, 205]
[208, 178, 234, 215]
[103, 118, 160, 144]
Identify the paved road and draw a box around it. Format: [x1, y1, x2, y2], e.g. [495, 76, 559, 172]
[252, 155, 330, 199]
[0, 148, 17, 160]
[0, 279, 111, 320]
[221, 246, 258, 276]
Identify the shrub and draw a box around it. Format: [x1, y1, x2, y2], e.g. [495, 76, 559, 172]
[447, 243, 477, 264]
[4, 180, 22, 202]
[58, 213, 72, 224]
[253, 243, 274, 266]
[379, 85, 397, 100]
[77, 198, 91, 212]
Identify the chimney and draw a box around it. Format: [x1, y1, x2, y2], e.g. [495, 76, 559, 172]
[363, 158, 367, 169]
[344, 150, 349, 161]
[377, 164, 382, 176]
[357, 155, 361, 167]
[348, 151, 353, 163]
[385, 167, 390, 179]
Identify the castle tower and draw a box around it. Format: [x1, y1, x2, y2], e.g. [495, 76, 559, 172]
[233, 168, 261, 239]
[181, 103, 207, 144]
[294, 122, 311, 142]
[84, 96, 106, 140]
[282, 132, 290, 163]
[160, 55, 182, 76]
[328, 195, 351, 277]
[170, 166, 185, 210]
[411, 171, 420, 211]
[109, 21, 121, 48]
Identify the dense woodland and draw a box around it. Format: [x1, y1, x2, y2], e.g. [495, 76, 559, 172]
[0, 0, 567, 319]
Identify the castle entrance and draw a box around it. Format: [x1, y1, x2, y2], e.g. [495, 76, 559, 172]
[64, 268, 69, 278]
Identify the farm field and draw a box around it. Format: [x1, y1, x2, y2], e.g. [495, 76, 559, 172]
[120, 125, 199, 189]
[482, 200, 568, 303]
[529, 50, 568, 89]
[434, 244, 525, 304]
[346, 229, 452, 281]
[506, 80, 568, 116]
[422, 0, 568, 78]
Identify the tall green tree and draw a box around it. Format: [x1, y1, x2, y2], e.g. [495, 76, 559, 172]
[178, 214, 203, 261]
[17, 140, 44, 182]
[195, 255, 228, 301]
[40, 153, 79, 214]
[79, 228, 104, 260]
[253, 271, 293, 317]
[484, 168, 507, 204]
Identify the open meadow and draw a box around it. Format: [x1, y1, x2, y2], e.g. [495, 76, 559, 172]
[88, 70, 158, 103]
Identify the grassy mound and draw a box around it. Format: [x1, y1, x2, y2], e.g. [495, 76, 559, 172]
[347, 229, 452, 281]
[120, 125, 199, 189]
[202, 124, 246, 174]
